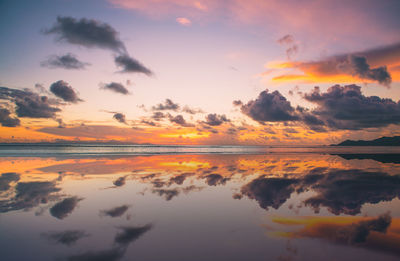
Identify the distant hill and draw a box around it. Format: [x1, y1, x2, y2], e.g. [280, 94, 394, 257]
[332, 136, 400, 146]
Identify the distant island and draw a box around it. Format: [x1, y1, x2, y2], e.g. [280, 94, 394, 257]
[332, 136, 400, 146]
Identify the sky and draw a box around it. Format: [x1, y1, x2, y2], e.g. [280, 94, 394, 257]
[0, 0, 400, 145]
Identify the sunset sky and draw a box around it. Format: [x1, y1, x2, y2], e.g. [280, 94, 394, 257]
[1, 0, 400, 145]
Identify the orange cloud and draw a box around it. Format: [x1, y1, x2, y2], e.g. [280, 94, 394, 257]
[266, 43, 400, 84]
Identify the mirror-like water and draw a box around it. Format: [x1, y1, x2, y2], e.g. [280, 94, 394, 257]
[1, 148, 399, 261]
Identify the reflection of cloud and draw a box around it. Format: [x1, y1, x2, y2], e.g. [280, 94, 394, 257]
[113, 176, 127, 187]
[203, 174, 229, 186]
[66, 223, 153, 261]
[41, 230, 89, 246]
[152, 188, 179, 200]
[303, 169, 400, 215]
[241, 177, 298, 210]
[240, 168, 400, 215]
[100, 205, 130, 218]
[50, 196, 83, 219]
[114, 224, 153, 245]
[273, 214, 400, 257]
[0, 172, 20, 191]
[0, 181, 61, 213]
[67, 247, 125, 261]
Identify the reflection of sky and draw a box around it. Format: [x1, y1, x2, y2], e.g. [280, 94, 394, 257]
[0, 153, 400, 260]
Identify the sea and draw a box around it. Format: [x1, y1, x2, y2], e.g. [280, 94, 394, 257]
[0, 145, 399, 261]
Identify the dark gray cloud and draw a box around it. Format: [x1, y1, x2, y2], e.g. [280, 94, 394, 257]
[303, 84, 400, 130]
[203, 113, 230, 126]
[115, 54, 153, 75]
[0, 86, 61, 118]
[113, 113, 127, 124]
[41, 53, 89, 70]
[240, 84, 400, 131]
[232, 100, 243, 106]
[182, 106, 203, 114]
[100, 82, 130, 95]
[44, 16, 126, 53]
[100, 205, 129, 218]
[114, 224, 153, 246]
[169, 114, 194, 127]
[152, 99, 180, 111]
[240, 90, 299, 123]
[50, 196, 83, 219]
[41, 230, 89, 246]
[50, 80, 83, 103]
[342, 55, 391, 85]
[151, 111, 166, 121]
[0, 107, 20, 127]
[0, 181, 61, 213]
[140, 119, 157, 126]
[0, 173, 20, 191]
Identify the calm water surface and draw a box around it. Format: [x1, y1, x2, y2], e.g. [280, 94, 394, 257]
[0, 146, 399, 261]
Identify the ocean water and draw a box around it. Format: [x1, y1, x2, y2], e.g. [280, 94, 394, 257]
[0, 146, 399, 260]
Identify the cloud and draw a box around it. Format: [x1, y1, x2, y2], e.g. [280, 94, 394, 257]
[100, 82, 130, 95]
[50, 80, 83, 103]
[41, 53, 90, 70]
[203, 113, 230, 126]
[0, 181, 61, 213]
[232, 100, 243, 106]
[115, 54, 153, 75]
[240, 90, 299, 123]
[44, 16, 126, 53]
[152, 188, 180, 200]
[0, 86, 61, 118]
[41, 230, 89, 246]
[182, 105, 203, 114]
[346, 55, 391, 85]
[169, 114, 194, 127]
[100, 205, 130, 218]
[277, 34, 298, 60]
[0, 173, 20, 191]
[49, 196, 83, 219]
[303, 84, 400, 130]
[152, 99, 180, 111]
[113, 113, 127, 124]
[114, 224, 153, 245]
[0, 107, 20, 127]
[176, 17, 192, 26]
[269, 42, 400, 85]
[151, 111, 166, 121]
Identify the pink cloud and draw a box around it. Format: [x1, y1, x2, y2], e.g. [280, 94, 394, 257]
[176, 17, 192, 26]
